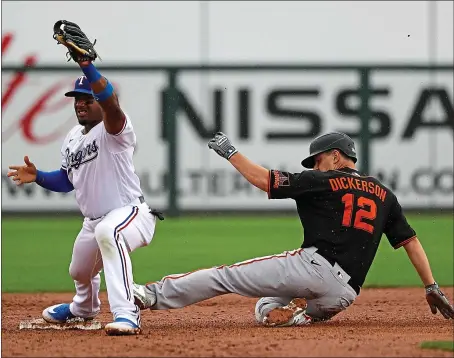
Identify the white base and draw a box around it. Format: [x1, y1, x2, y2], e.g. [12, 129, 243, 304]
[19, 317, 102, 330]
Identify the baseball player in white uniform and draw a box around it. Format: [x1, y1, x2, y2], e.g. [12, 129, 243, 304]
[7, 21, 163, 336]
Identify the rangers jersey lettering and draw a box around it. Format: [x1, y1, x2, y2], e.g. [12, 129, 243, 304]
[60, 114, 142, 219]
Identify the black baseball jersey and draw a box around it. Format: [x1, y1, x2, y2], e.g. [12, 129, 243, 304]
[268, 167, 416, 292]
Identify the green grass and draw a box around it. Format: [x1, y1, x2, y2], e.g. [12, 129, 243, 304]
[1, 214, 453, 292]
[420, 341, 454, 352]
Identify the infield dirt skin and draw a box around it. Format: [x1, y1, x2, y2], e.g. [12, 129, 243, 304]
[2, 287, 453, 357]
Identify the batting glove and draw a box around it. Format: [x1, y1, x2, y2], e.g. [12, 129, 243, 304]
[425, 282, 454, 319]
[208, 132, 238, 160]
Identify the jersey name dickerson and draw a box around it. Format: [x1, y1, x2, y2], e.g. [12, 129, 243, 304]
[61, 115, 143, 219]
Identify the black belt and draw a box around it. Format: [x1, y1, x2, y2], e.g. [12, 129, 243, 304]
[89, 196, 164, 221]
[318, 252, 361, 296]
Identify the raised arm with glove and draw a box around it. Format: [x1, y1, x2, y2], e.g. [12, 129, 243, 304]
[53, 20, 125, 135]
[208, 132, 269, 192]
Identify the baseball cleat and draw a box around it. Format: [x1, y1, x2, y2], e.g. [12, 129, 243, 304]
[132, 283, 156, 310]
[104, 318, 141, 336]
[42, 303, 95, 324]
[263, 298, 312, 327]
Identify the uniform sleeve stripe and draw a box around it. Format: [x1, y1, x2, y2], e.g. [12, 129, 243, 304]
[113, 115, 128, 136]
[267, 170, 273, 199]
[394, 235, 417, 249]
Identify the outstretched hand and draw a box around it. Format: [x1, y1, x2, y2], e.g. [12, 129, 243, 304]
[425, 283, 454, 319]
[7, 156, 37, 185]
[207, 132, 238, 160]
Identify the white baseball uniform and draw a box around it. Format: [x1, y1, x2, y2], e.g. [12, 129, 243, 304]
[60, 113, 157, 326]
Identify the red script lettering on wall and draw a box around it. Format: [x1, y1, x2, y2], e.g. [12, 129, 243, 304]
[2, 32, 76, 144]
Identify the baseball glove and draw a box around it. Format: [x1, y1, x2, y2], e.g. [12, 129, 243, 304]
[53, 20, 100, 62]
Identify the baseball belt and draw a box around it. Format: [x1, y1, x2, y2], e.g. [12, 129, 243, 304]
[89, 196, 164, 221]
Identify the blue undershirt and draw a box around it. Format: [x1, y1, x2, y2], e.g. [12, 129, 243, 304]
[35, 169, 74, 193]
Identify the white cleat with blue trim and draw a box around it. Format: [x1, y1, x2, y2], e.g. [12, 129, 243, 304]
[104, 317, 141, 336]
[42, 303, 97, 324]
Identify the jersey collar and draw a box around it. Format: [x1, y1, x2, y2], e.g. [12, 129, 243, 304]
[336, 167, 362, 176]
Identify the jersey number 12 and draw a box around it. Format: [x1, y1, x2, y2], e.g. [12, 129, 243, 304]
[341, 193, 377, 234]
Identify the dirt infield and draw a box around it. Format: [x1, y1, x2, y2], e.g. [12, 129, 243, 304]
[2, 287, 453, 357]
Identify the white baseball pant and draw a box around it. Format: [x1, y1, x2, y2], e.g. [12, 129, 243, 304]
[68, 198, 157, 325]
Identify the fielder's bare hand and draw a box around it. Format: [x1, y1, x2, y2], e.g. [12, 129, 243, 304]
[425, 283, 454, 319]
[7, 156, 37, 185]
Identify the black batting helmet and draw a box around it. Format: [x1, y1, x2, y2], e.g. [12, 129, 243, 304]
[301, 132, 357, 168]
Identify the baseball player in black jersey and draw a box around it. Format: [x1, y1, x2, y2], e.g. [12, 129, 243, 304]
[133, 132, 454, 327]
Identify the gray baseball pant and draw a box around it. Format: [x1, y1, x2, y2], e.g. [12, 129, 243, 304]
[145, 246, 358, 322]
